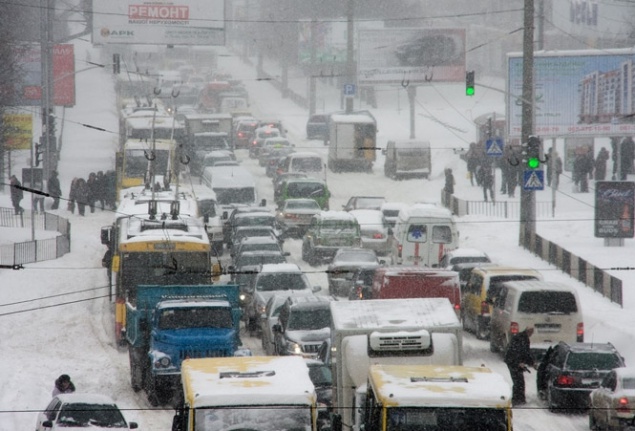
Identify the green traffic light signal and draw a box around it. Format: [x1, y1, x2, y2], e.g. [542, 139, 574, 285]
[466, 71, 475, 96]
[527, 157, 540, 169]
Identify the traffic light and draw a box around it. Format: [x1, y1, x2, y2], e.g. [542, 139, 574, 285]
[113, 54, 120, 74]
[525, 135, 542, 169]
[466, 71, 475, 96]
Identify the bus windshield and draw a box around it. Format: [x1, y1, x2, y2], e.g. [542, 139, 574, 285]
[195, 406, 312, 431]
[386, 407, 508, 431]
[125, 149, 170, 178]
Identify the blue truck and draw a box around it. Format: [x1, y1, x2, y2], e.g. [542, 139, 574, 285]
[125, 284, 246, 406]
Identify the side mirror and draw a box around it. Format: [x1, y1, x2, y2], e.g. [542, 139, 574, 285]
[387, 227, 393, 236]
[222, 211, 228, 220]
[379, 259, 386, 265]
[203, 215, 209, 223]
[273, 323, 282, 333]
[129, 422, 139, 429]
[100, 226, 111, 245]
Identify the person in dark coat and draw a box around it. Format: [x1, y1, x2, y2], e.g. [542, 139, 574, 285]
[620, 137, 635, 180]
[573, 150, 593, 192]
[9, 175, 24, 215]
[75, 178, 89, 215]
[504, 326, 535, 406]
[595, 147, 610, 181]
[48, 170, 62, 210]
[466, 142, 479, 186]
[87, 172, 98, 213]
[103, 170, 117, 209]
[444, 168, 455, 195]
[96, 171, 106, 210]
[52, 374, 76, 397]
[479, 159, 494, 202]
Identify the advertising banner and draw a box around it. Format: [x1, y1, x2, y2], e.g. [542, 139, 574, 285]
[14, 44, 75, 107]
[357, 28, 466, 85]
[594, 181, 635, 238]
[92, 1, 225, 45]
[3, 114, 33, 150]
[507, 49, 635, 138]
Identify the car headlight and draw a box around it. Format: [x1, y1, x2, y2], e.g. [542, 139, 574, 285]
[153, 353, 172, 369]
[257, 303, 266, 314]
[286, 340, 303, 355]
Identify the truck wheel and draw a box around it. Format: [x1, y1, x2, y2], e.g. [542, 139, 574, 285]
[129, 349, 144, 392]
[145, 366, 160, 407]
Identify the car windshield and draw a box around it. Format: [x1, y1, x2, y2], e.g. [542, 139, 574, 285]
[158, 307, 233, 329]
[386, 407, 508, 431]
[321, 220, 357, 232]
[235, 228, 274, 240]
[286, 200, 320, 210]
[239, 243, 281, 254]
[255, 273, 308, 292]
[517, 291, 578, 314]
[291, 157, 322, 172]
[566, 352, 623, 370]
[450, 256, 490, 264]
[236, 254, 286, 268]
[287, 308, 331, 330]
[236, 216, 275, 227]
[335, 251, 376, 263]
[287, 182, 325, 198]
[58, 403, 127, 428]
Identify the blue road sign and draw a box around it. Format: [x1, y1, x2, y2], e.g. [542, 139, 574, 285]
[485, 138, 504, 157]
[343, 84, 356, 96]
[523, 170, 544, 191]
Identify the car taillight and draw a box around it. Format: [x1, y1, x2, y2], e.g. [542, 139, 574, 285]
[373, 233, 384, 239]
[556, 374, 575, 386]
[355, 286, 363, 300]
[618, 397, 631, 413]
[510, 322, 519, 335]
[480, 301, 490, 315]
[454, 303, 461, 312]
[398, 244, 402, 258]
[285, 213, 297, 219]
[577, 322, 584, 342]
[238, 132, 244, 138]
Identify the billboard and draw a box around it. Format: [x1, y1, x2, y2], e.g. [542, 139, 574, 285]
[507, 48, 635, 138]
[92, 1, 226, 45]
[595, 181, 635, 238]
[13, 44, 75, 107]
[3, 114, 33, 150]
[298, 19, 348, 65]
[357, 28, 466, 85]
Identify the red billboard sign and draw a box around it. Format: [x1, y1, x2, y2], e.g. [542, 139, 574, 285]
[12, 44, 76, 107]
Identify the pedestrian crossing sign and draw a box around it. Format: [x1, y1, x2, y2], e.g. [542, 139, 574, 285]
[485, 138, 504, 157]
[523, 170, 544, 191]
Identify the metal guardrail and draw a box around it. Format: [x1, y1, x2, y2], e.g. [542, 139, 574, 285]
[0, 207, 71, 265]
[441, 191, 622, 306]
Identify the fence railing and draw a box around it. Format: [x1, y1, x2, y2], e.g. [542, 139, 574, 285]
[441, 191, 623, 306]
[0, 207, 71, 265]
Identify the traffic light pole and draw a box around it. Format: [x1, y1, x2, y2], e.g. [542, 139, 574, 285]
[519, 0, 536, 247]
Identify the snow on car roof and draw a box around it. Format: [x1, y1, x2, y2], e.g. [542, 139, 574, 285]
[55, 393, 119, 405]
[260, 263, 302, 273]
[349, 209, 384, 225]
[399, 203, 453, 219]
[444, 248, 489, 258]
[318, 210, 357, 221]
[381, 202, 408, 211]
[330, 114, 375, 123]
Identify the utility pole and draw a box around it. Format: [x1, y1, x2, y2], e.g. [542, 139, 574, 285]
[309, 19, 317, 116]
[345, 0, 354, 113]
[519, 0, 536, 247]
[41, 0, 54, 180]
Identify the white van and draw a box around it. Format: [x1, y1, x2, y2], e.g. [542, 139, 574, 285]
[383, 139, 431, 179]
[389, 203, 459, 267]
[201, 165, 258, 208]
[489, 280, 584, 360]
[277, 151, 325, 180]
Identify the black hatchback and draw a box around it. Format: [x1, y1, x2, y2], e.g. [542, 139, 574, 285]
[537, 341, 626, 412]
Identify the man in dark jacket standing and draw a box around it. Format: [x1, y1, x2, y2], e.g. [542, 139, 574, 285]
[504, 326, 535, 406]
[48, 170, 62, 209]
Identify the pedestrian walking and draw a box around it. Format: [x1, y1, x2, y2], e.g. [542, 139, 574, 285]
[444, 168, 455, 195]
[504, 326, 535, 406]
[87, 172, 98, 213]
[96, 171, 106, 210]
[479, 159, 495, 202]
[573, 149, 593, 193]
[619, 137, 635, 180]
[595, 147, 610, 181]
[466, 142, 479, 186]
[48, 170, 61, 209]
[552, 151, 563, 191]
[9, 175, 24, 214]
[75, 177, 89, 216]
[68, 178, 78, 213]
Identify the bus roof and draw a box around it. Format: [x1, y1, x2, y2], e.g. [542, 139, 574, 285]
[181, 356, 316, 408]
[368, 364, 511, 408]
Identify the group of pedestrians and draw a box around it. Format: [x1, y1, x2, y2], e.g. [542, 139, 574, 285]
[67, 171, 114, 216]
[7, 170, 116, 216]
